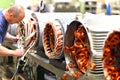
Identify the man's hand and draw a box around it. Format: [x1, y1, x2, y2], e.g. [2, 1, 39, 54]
[14, 49, 25, 56]
[5, 32, 20, 43]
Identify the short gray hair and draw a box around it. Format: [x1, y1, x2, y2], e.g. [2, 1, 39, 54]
[8, 5, 25, 18]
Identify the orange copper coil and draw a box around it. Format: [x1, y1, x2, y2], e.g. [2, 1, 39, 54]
[42, 20, 64, 59]
[64, 20, 96, 79]
[102, 30, 120, 80]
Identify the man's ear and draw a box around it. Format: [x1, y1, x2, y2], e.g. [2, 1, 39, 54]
[9, 12, 14, 17]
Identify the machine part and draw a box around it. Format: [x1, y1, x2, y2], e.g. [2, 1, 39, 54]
[16, 12, 39, 61]
[17, 13, 39, 50]
[42, 19, 64, 59]
[64, 20, 95, 79]
[87, 29, 107, 76]
[39, 0, 47, 12]
[102, 29, 120, 80]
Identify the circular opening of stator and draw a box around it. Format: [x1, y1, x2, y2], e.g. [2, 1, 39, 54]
[42, 20, 64, 59]
[64, 20, 96, 79]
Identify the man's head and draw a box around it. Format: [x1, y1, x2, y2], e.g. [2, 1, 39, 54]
[3, 5, 25, 24]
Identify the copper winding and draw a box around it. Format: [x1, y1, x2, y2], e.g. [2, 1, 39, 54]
[63, 21, 96, 80]
[42, 20, 64, 59]
[102, 30, 120, 80]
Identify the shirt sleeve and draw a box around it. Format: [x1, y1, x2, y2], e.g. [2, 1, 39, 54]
[0, 35, 3, 44]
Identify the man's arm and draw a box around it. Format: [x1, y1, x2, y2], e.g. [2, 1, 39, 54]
[5, 32, 18, 42]
[0, 45, 24, 56]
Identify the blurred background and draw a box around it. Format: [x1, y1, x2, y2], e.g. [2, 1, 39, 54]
[0, 0, 120, 15]
[1, 0, 120, 80]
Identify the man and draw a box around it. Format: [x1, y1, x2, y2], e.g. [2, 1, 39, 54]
[0, 5, 25, 56]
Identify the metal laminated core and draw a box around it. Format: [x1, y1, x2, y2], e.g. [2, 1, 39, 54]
[88, 29, 108, 75]
[42, 20, 64, 59]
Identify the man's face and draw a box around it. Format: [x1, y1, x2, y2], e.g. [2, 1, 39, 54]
[9, 13, 25, 24]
